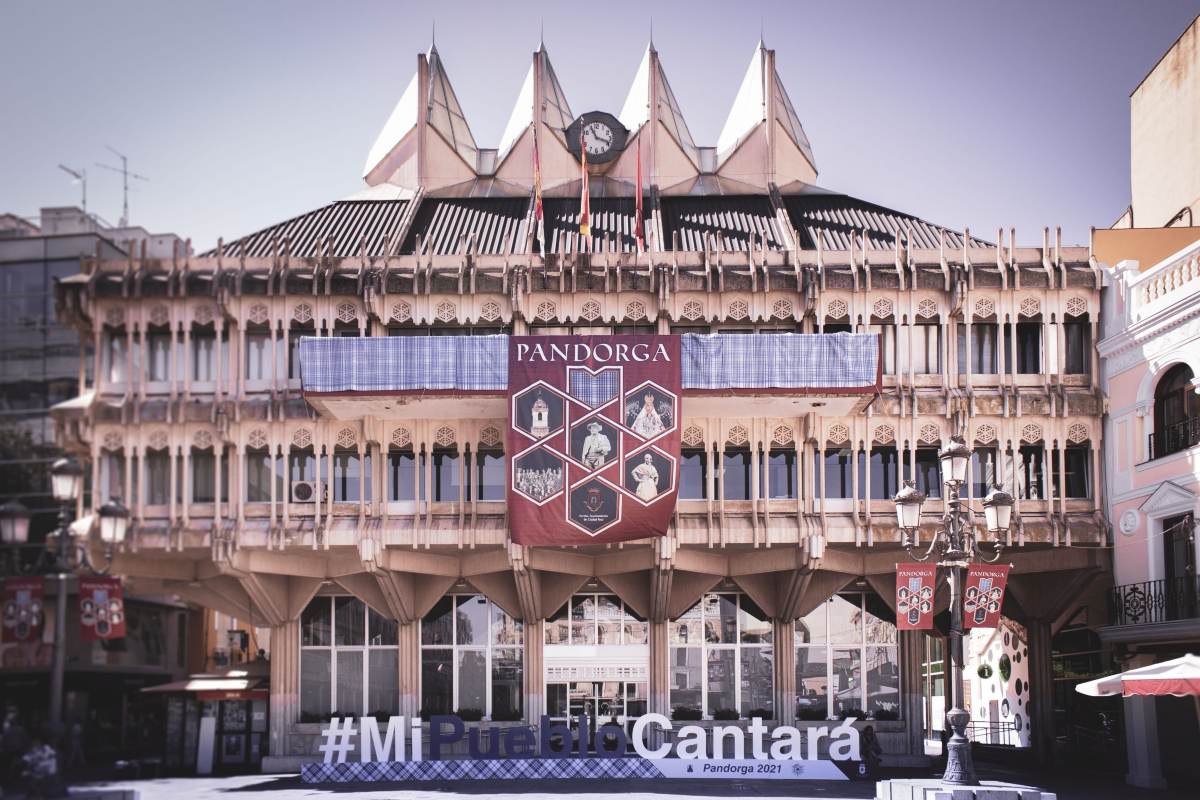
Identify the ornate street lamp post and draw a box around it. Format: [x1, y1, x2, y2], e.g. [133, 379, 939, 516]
[0, 458, 128, 729]
[892, 437, 1013, 786]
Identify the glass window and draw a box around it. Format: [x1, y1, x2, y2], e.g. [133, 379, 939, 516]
[333, 449, 367, 503]
[192, 449, 215, 503]
[432, 447, 460, 502]
[766, 449, 797, 500]
[106, 331, 127, 383]
[1008, 322, 1040, 374]
[908, 448, 942, 499]
[288, 328, 310, 380]
[913, 324, 941, 374]
[820, 448, 854, 499]
[420, 594, 523, 719]
[299, 596, 400, 722]
[1054, 447, 1091, 499]
[680, 448, 707, 499]
[147, 331, 171, 382]
[869, 324, 895, 375]
[475, 448, 504, 501]
[146, 449, 170, 505]
[546, 593, 648, 646]
[245, 449, 272, 503]
[245, 331, 271, 381]
[669, 593, 774, 719]
[388, 447, 417, 502]
[289, 448, 315, 483]
[192, 330, 215, 382]
[1064, 318, 1090, 375]
[869, 447, 899, 500]
[796, 593, 899, 720]
[1017, 445, 1043, 500]
[971, 447, 998, 498]
[722, 449, 752, 500]
[973, 323, 998, 374]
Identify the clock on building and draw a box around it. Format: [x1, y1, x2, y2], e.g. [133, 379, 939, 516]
[565, 111, 629, 166]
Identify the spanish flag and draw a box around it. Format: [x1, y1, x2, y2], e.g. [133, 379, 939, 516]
[635, 135, 645, 254]
[579, 128, 591, 245]
[533, 126, 545, 258]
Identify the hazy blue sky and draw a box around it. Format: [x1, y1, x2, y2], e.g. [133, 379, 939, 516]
[2, 0, 1198, 249]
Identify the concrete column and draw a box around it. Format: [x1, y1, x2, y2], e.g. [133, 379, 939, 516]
[1027, 620, 1055, 765]
[648, 620, 670, 749]
[523, 619, 544, 723]
[398, 621, 420, 718]
[773, 617, 796, 725]
[269, 618, 300, 759]
[898, 629, 926, 757]
[1123, 694, 1167, 789]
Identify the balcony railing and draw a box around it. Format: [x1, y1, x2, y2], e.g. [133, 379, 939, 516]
[1109, 576, 1200, 626]
[1148, 416, 1200, 460]
[965, 720, 1021, 746]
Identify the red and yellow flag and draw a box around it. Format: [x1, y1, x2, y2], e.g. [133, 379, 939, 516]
[635, 135, 645, 254]
[579, 128, 591, 245]
[533, 126, 546, 258]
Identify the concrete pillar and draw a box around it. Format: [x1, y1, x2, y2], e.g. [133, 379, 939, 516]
[398, 621, 420, 718]
[648, 620, 670, 750]
[773, 617, 796, 725]
[1123, 694, 1167, 789]
[269, 619, 299, 759]
[524, 619, 544, 723]
[898, 629, 926, 757]
[1027, 621, 1055, 765]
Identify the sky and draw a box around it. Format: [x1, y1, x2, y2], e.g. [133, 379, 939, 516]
[2, 0, 1198, 250]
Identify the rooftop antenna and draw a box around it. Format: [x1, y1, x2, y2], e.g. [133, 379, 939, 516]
[95, 145, 148, 227]
[57, 164, 87, 214]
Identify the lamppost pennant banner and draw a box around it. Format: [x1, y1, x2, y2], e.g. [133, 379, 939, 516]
[78, 576, 126, 641]
[507, 335, 681, 545]
[895, 564, 938, 630]
[1, 577, 45, 643]
[964, 564, 1010, 629]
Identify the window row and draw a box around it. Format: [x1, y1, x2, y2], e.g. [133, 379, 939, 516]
[101, 326, 312, 385]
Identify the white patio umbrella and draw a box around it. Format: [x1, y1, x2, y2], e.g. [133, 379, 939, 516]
[1076, 654, 1200, 730]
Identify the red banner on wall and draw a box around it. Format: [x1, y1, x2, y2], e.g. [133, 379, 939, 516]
[507, 335, 681, 545]
[79, 576, 126, 641]
[895, 564, 938, 630]
[964, 564, 1010, 629]
[2, 577, 45, 643]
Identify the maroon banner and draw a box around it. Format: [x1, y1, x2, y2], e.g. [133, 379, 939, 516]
[79, 576, 126, 641]
[2, 577, 45, 644]
[507, 335, 681, 545]
[895, 563, 938, 630]
[964, 564, 1010, 629]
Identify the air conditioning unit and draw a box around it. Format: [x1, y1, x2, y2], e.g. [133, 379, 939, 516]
[291, 480, 319, 503]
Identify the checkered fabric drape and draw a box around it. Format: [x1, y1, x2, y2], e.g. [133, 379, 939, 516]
[300, 333, 879, 393]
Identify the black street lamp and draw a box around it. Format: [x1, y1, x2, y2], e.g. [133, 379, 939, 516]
[892, 436, 1013, 786]
[1, 457, 127, 729]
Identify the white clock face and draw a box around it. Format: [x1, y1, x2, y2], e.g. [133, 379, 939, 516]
[582, 121, 615, 156]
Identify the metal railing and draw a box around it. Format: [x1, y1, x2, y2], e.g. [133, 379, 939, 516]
[1148, 416, 1200, 460]
[965, 720, 1020, 746]
[1109, 575, 1200, 625]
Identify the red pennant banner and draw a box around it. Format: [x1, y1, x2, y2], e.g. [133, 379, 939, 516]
[79, 576, 126, 641]
[895, 564, 938, 630]
[964, 564, 1010, 629]
[507, 335, 681, 545]
[2, 577, 45, 643]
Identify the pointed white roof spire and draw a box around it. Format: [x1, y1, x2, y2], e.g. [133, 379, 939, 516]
[497, 43, 574, 161]
[362, 66, 420, 184]
[619, 43, 699, 168]
[425, 45, 478, 168]
[716, 41, 815, 171]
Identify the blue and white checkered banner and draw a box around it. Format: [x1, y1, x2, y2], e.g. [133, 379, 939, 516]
[300, 333, 879, 394]
[300, 757, 853, 783]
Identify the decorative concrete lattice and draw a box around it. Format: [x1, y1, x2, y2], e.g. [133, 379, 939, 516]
[101, 431, 124, 451]
[149, 305, 170, 327]
[391, 427, 411, 448]
[772, 424, 794, 446]
[1066, 296, 1088, 317]
[1018, 297, 1041, 318]
[193, 430, 214, 450]
[827, 298, 848, 319]
[919, 424, 941, 444]
[435, 426, 457, 447]
[682, 300, 704, 321]
[728, 299, 750, 321]
[726, 425, 749, 446]
[194, 304, 214, 324]
[301, 757, 664, 784]
[975, 424, 997, 444]
[625, 300, 647, 321]
[436, 301, 457, 323]
[534, 301, 557, 322]
[479, 301, 501, 322]
[248, 304, 270, 325]
[390, 301, 412, 323]
[104, 307, 126, 328]
[682, 425, 705, 447]
[336, 303, 358, 324]
[293, 303, 314, 324]
[874, 424, 896, 445]
[827, 424, 850, 445]
[293, 428, 313, 449]
[336, 427, 357, 449]
[247, 429, 269, 450]
[772, 299, 793, 320]
[872, 298, 894, 319]
[1020, 423, 1043, 443]
[974, 297, 995, 318]
[1067, 423, 1089, 444]
[917, 298, 938, 319]
[480, 426, 501, 447]
[147, 430, 168, 450]
[580, 300, 602, 321]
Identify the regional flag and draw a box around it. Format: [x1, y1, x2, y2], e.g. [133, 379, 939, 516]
[579, 129, 591, 245]
[533, 128, 546, 258]
[635, 136, 645, 254]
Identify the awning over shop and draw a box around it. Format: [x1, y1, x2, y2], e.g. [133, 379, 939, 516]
[142, 668, 268, 701]
[300, 333, 881, 395]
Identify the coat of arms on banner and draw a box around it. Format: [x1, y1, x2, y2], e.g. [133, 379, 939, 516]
[79, 576, 127, 641]
[964, 564, 1010, 629]
[895, 564, 937, 630]
[1, 577, 45, 644]
[508, 336, 681, 545]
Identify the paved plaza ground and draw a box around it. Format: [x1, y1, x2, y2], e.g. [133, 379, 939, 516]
[70, 765, 1197, 800]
